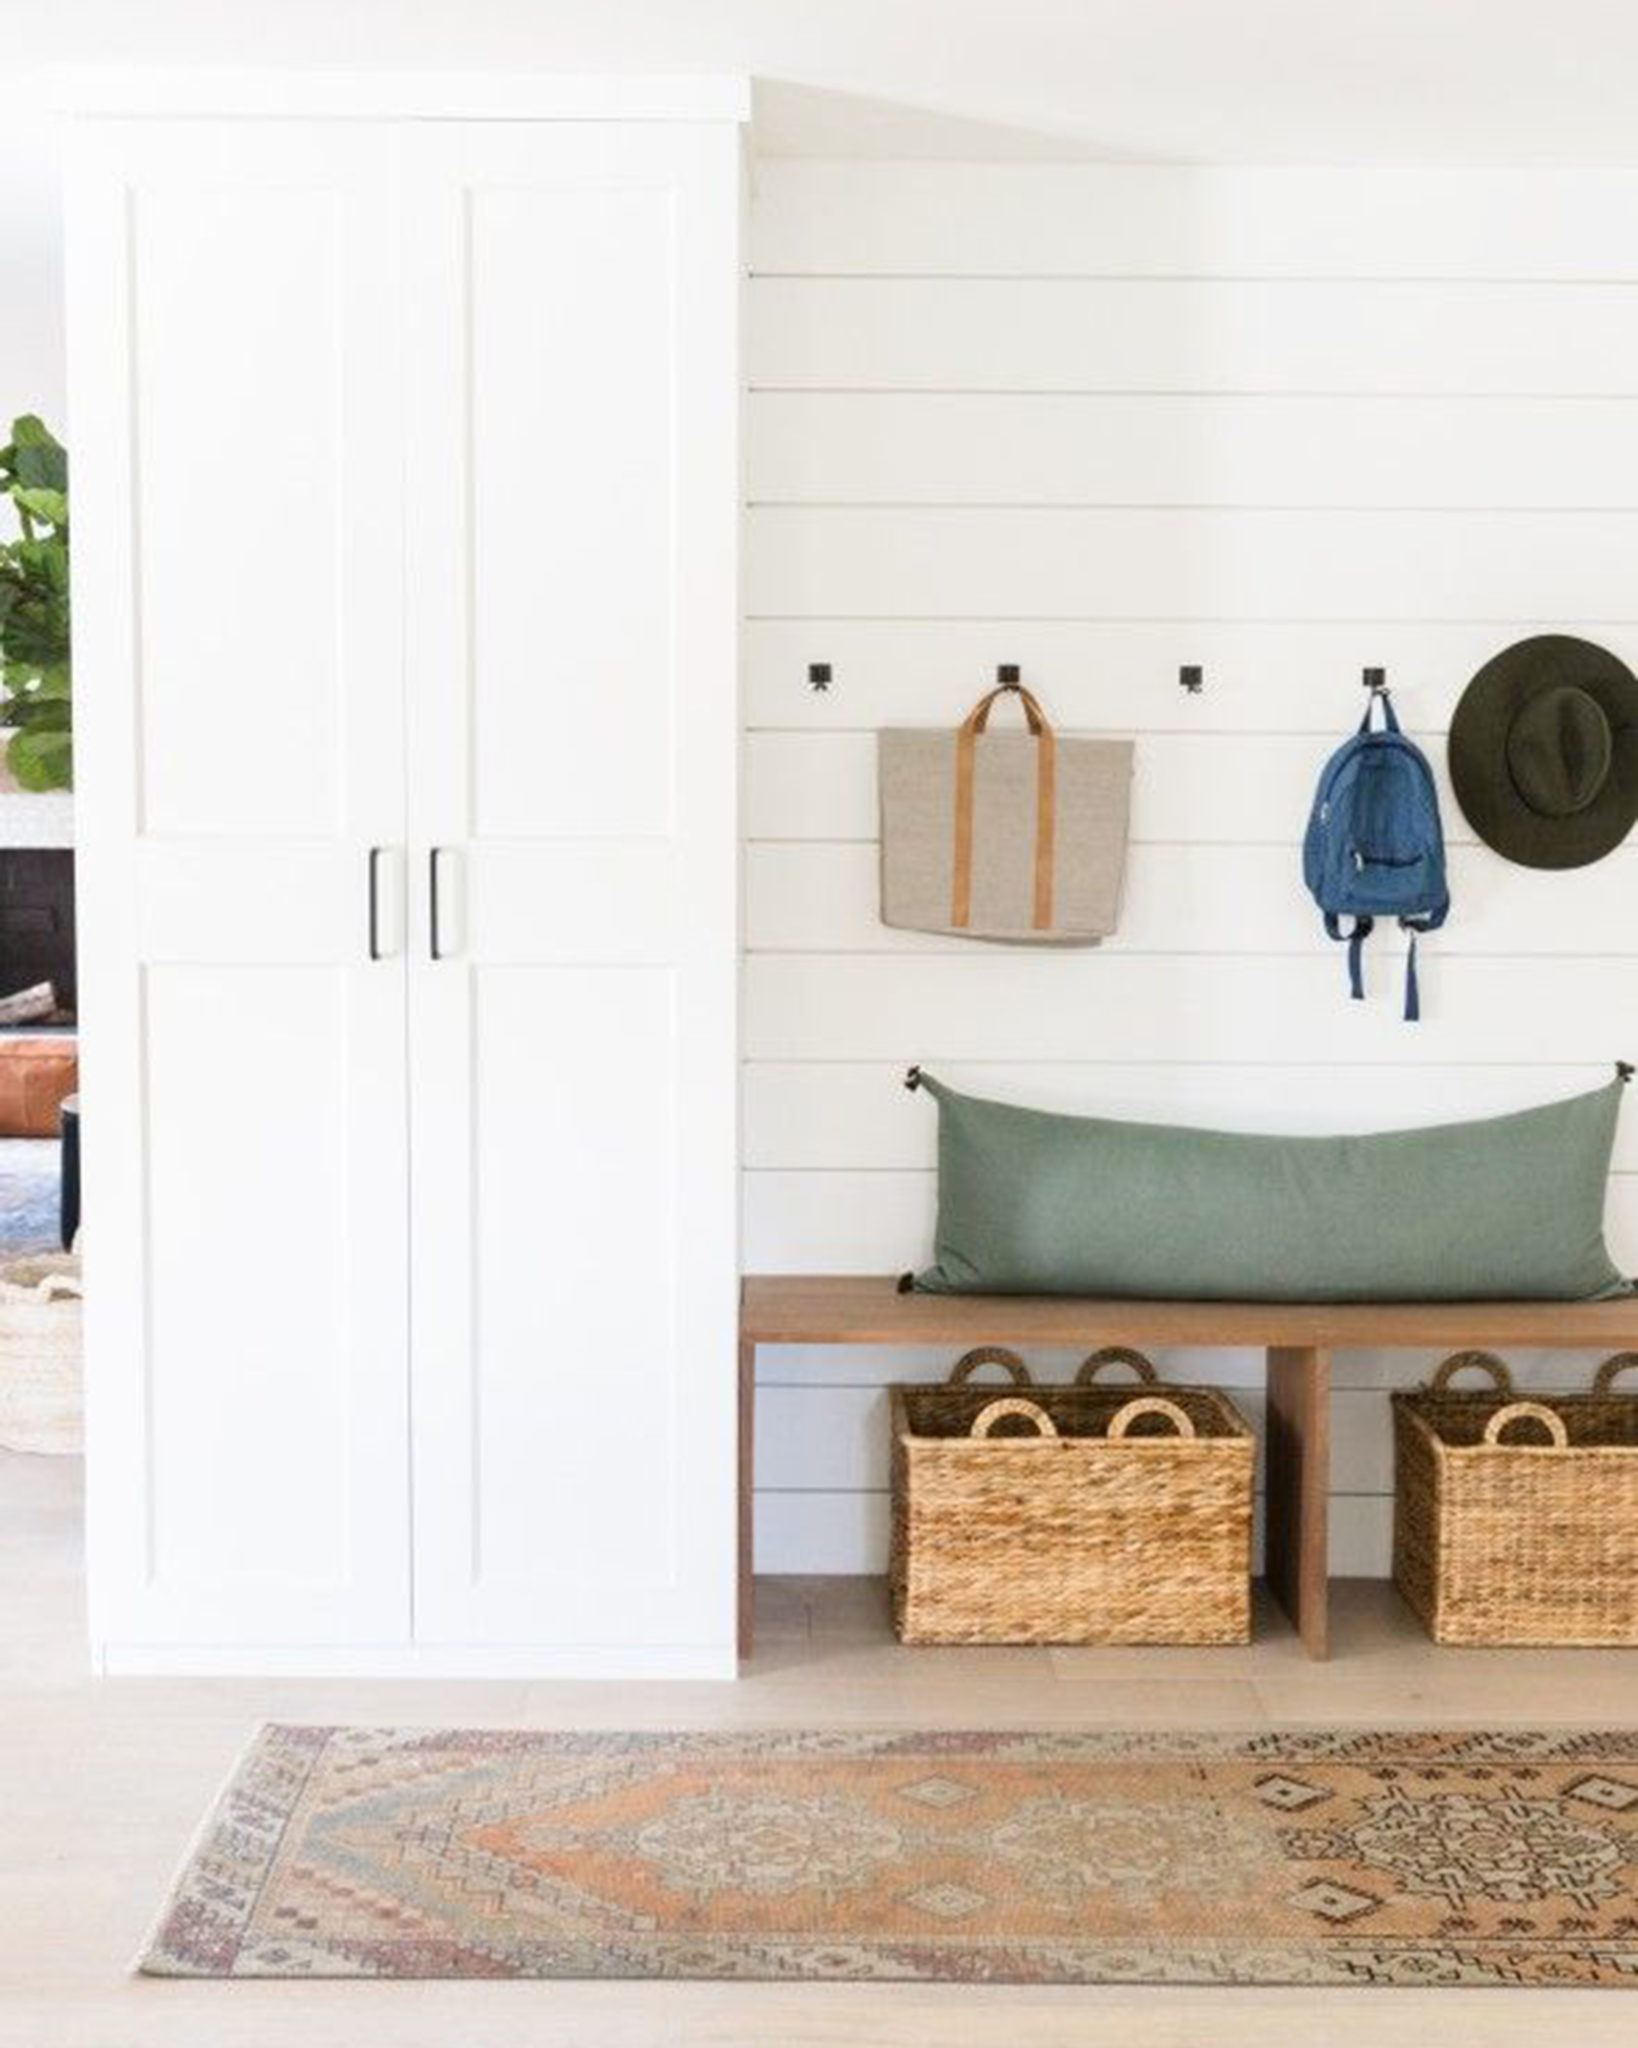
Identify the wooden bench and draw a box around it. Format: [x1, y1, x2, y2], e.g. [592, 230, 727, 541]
[739, 1277, 1638, 1662]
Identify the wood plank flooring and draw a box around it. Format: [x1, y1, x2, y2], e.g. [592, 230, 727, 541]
[5, 1451, 1638, 2045]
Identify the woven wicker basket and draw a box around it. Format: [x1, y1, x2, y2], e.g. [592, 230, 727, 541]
[890, 1346, 1254, 1645]
[1393, 1349, 1638, 1645]
[0, 1250, 83, 1455]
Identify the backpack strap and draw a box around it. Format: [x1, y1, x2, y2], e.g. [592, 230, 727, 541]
[1325, 912, 1424, 1016]
[1325, 911, 1374, 999]
[1348, 918, 1372, 1001]
[1350, 687, 1421, 1015]
[1359, 688, 1402, 735]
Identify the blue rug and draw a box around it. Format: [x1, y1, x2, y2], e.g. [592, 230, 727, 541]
[0, 1139, 60, 1252]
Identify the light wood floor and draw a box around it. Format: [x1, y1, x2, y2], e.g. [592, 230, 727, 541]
[6, 1452, 1638, 2045]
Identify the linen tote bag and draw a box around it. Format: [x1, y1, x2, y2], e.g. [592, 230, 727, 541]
[878, 682, 1133, 942]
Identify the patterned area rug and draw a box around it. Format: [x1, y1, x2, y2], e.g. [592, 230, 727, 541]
[143, 1727, 1638, 1986]
[0, 1138, 58, 1253]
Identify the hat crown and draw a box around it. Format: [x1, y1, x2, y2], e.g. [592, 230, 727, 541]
[1505, 683, 1613, 818]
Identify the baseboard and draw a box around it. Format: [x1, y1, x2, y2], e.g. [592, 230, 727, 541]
[92, 1640, 739, 1681]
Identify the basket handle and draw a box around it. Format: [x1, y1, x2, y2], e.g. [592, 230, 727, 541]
[946, 1346, 1031, 1388]
[1482, 1401, 1569, 1449]
[0, 1273, 81, 1305]
[1074, 1346, 1158, 1387]
[1107, 1395, 1196, 1441]
[1428, 1350, 1515, 1396]
[970, 1396, 1058, 1440]
[1592, 1352, 1638, 1395]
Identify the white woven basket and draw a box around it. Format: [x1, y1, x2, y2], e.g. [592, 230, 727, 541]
[0, 1251, 83, 1455]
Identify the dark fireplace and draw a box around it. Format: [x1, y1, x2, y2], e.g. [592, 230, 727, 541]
[0, 850, 76, 1017]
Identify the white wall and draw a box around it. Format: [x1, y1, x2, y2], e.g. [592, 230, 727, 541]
[0, 113, 64, 434]
[16, 5, 1638, 162]
[744, 162, 1638, 1575]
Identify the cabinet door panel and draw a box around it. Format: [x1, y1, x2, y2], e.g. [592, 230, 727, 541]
[132, 181, 347, 838]
[471, 966, 680, 1587]
[468, 183, 676, 840]
[406, 124, 739, 1656]
[71, 123, 411, 1652]
[145, 966, 359, 1594]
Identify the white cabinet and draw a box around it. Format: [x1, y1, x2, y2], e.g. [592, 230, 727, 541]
[66, 83, 744, 1676]
[70, 122, 414, 1657]
[402, 126, 740, 1656]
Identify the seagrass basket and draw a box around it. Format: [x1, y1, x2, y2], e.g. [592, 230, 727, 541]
[0, 1250, 83, 1455]
[889, 1345, 1254, 1645]
[1393, 1349, 1638, 1645]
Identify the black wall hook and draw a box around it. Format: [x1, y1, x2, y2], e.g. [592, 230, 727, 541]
[1363, 666, 1388, 695]
[996, 663, 1021, 690]
[1179, 664, 1203, 695]
[807, 662, 831, 693]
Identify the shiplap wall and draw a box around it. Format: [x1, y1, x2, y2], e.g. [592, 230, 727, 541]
[743, 162, 1638, 1575]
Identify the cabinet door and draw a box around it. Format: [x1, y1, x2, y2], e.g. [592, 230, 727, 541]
[404, 124, 740, 1661]
[70, 124, 412, 1653]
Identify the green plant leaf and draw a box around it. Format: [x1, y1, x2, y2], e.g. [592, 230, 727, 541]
[0, 663, 68, 700]
[8, 417, 66, 494]
[12, 486, 66, 528]
[0, 417, 71, 774]
[1, 694, 70, 733]
[6, 724, 71, 791]
[1, 660, 47, 692]
[10, 537, 67, 587]
[1, 607, 70, 671]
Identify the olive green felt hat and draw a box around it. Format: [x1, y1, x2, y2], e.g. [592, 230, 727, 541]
[1448, 634, 1638, 869]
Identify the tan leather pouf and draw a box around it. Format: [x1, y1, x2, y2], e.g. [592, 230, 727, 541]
[0, 1038, 78, 1138]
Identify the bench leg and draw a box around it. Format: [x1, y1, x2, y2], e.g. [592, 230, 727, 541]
[1265, 1345, 1331, 1660]
[738, 1335, 756, 1662]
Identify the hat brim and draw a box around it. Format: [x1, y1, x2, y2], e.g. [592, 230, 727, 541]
[1448, 634, 1638, 870]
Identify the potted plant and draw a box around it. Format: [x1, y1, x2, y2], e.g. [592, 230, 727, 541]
[0, 416, 70, 792]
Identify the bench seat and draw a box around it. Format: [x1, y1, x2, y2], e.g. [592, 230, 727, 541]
[738, 1276, 1638, 1663]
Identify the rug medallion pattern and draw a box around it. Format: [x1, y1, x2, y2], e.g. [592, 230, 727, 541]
[143, 1727, 1638, 1985]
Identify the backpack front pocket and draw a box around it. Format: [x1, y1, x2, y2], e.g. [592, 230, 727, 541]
[1349, 847, 1431, 912]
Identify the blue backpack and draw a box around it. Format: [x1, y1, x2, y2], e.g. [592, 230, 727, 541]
[1303, 690, 1448, 1021]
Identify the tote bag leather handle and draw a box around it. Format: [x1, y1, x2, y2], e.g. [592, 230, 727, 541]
[951, 684, 1057, 932]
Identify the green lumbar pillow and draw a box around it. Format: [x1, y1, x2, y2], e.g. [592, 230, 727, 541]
[909, 1069, 1632, 1303]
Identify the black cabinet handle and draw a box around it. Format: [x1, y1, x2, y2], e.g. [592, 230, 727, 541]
[368, 847, 383, 960]
[429, 847, 445, 960]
